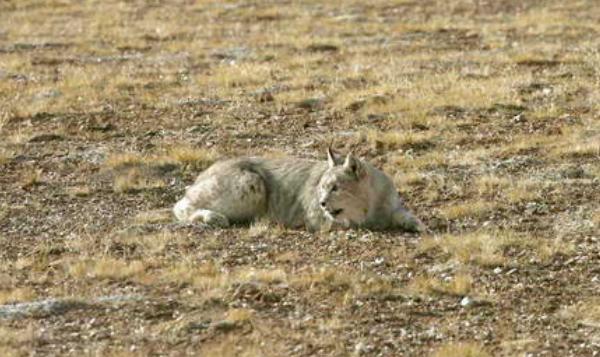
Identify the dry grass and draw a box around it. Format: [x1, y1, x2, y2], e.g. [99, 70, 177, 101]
[558, 299, 600, 328]
[409, 273, 473, 297]
[438, 200, 497, 221]
[0, 325, 37, 355]
[0, 287, 36, 305]
[432, 342, 490, 357]
[113, 168, 166, 193]
[132, 210, 173, 225]
[19, 168, 42, 189]
[164, 146, 218, 172]
[0, 0, 598, 355]
[417, 230, 575, 267]
[361, 129, 435, 151]
[67, 257, 146, 281]
[225, 308, 255, 324]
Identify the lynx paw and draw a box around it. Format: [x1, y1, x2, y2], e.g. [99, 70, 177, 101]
[188, 209, 230, 228]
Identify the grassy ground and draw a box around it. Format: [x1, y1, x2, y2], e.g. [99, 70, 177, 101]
[0, 0, 599, 356]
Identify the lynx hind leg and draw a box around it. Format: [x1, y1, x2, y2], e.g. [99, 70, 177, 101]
[174, 165, 267, 226]
[189, 209, 230, 227]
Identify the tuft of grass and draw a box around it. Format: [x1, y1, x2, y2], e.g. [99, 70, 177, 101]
[199, 335, 265, 357]
[432, 342, 491, 357]
[361, 129, 435, 151]
[164, 146, 218, 172]
[474, 176, 510, 197]
[113, 168, 166, 193]
[409, 273, 473, 297]
[66, 185, 92, 197]
[225, 308, 255, 324]
[438, 200, 497, 220]
[105, 153, 146, 170]
[290, 267, 353, 292]
[0, 148, 13, 165]
[118, 231, 174, 256]
[417, 230, 575, 267]
[67, 258, 146, 281]
[0, 287, 36, 305]
[236, 268, 287, 285]
[418, 232, 508, 267]
[555, 141, 600, 159]
[159, 260, 224, 291]
[558, 299, 600, 327]
[20, 168, 43, 189]
[133, 209, 172, 225]
[0, 325, 36, 352]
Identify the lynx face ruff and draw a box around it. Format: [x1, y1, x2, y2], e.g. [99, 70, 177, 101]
[173, 149, 424, 232]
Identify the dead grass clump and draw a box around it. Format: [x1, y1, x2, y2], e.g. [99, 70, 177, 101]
[67, 258, 146, 281]
[474, 176, 510, 197]
[290, 267, 353, 292]
[418, 232, 508, 267]
[20, 168, 43, 189]
[438, 200, 497, 220]
[113, 168, 166, 193]
[289, 268, 395, 299]
[66, 185, 92, 197]
[432, 342, 491, 357]
[362, 129, 435, 151]
[160, 260, 224, 291]
[119, 231, 173, 255]
[409, 273, 473, 297]
[133, 209, 172, 225]
[198, 335, 266, 357]
[418, 230, 575, 267]
[197, 63, 273, 93]
[105, 153, 146, 170]
[555, 141, 600, 159]
[504, 181, 541, 203]
[475, 176, 541, 203]
[225, 307, 255, 324]
[558, 299, 600, 328]
[0, 287, 36, 305]
[236, 268, 287, 285]
[164, 146, 218, 172]
[0, 148, 13, 165]
[0, 325, 36, 351]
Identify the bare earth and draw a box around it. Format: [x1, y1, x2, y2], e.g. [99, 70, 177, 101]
[0, 0, 599, 356]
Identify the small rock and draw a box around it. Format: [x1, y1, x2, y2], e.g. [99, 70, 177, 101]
[460, 296, 473, 307]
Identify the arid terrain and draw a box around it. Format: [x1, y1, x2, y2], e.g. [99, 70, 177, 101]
[0, 0, 599, 356]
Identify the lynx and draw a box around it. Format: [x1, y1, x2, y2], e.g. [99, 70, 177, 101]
[173, 149, 424, 232]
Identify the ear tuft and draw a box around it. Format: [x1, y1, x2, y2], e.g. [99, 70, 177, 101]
[343, 153, 364, 178]
[327, 147, 339, 167]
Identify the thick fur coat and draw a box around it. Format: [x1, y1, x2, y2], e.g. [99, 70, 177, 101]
[173, 149, 423, 232]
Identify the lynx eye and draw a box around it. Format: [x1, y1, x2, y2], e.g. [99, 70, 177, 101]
[330, 184, 338, 193]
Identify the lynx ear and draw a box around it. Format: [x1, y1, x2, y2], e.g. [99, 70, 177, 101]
[343, 152, 364, 178]
[327, 147, 340, 167]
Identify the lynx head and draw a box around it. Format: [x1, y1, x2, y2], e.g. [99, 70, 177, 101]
[317, 148, 371, 226]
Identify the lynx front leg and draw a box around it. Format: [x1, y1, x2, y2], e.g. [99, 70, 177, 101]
[392, 208, 425, 233]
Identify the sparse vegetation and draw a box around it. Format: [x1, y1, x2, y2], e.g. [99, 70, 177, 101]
[432, 342, 490, 357]
[0, 0, 598, 355]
